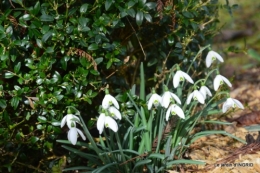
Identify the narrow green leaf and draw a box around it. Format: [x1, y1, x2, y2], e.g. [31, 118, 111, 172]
[167, 160, 205, 167]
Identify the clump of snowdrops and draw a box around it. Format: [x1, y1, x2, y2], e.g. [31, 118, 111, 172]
[57, 45, 245, 172]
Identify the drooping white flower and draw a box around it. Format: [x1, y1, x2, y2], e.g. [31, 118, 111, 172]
[108, 106, 122, 120]
[206, 50, 224, 68]
[166, 104, 185, 121]
[187, 89, 205, 104]
[61, 114, 80, 129]
[97, 113, 118, 134]
[147, 93, 162, 110]
[222, 98, 244, 113]
[214, 74, 232, 91]
[161, 91, 181, 108]
[67, 127, 86, 145]
[102, 94, 119, 109]
[173, 70, 194, 88]
[199, 86, 212, 99]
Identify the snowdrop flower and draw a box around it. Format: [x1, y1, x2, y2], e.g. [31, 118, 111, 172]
[161, 91, 181, 108]
[214, 74, 232, 91]
[108, 106, 122, 120]
[187, 89, 205, 104]
[147, 93, 162, 110]
[166, 104, 185, 121]
[97, 113, 118, 134]
[67, 127, 86, 145]
[222, 98, 244, 113]
[199, 86, 212, 99]
[173, 70, 194, 88]
[206, 50, 224, 68]
[102, 94, 119, 109]
[61, 114, 80, 129]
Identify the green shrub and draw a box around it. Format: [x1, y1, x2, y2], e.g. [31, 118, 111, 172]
[0, 0, 235, 172]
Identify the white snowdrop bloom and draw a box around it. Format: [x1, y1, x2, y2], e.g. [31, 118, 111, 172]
[222, 98, 244, 113]
[161, 91, 181, 108]
[67, 127, 86, 145]
[214, 74, 232, 91]
[61, 114, 80, 129]
[173, 70, 194, 88]
[102, 94, 119, 109]
[108, 106, 122, 120]
[206, 50, 224, 68]
[187, 89, 205, 104]
[147, 93, 162, 110]
[199, 86, 212, 99]
[166, 104, 185, 121]
[97, 113, 118, 134]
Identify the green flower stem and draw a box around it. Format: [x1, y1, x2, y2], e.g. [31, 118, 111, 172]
[204, 68, 218, 84]
[140, 62, 145, 101]
[129, 127, 134, 150]
[147, 110, 155, 145]
[172, 118, 181, 147]
[155, 109, 166, 153]
[78, 114, 106, 163]
[187, 44, 211, 74]
[115, 133, 128, 172]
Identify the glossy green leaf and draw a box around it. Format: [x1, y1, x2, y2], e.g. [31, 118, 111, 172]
[80, 3, 89, 13]
[136, 11, 143, 26]
[11, 96, 20, 109]
[0, 99, 7, 108]
[144, 13, 152, 22]
[14, 62, 21, 73]
[88, 43, 98, 51]
[37, 116, 47, 123]
[105, 0, 113, 11]
[40, 14, 54, 22]
[4, 72, 14, 79]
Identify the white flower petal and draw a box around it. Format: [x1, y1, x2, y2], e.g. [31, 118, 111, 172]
[194, 90, 205, 104]
[68, 127, 78, 145]
[206, 51, 224, 68]
[170, 93, 181, 104]
[181, 71, 194, 84]
[76, 128, 86, 141]
[214, 75, 222, 91]
[199, 86, 212, 99]
[105, 116, 118, 132]
[166, 106, 172, 121]
[108, 106, 122, 120]
[173, 71, 181, 88]
[97, 113, 105, 134]
[186, 92, 194, 105]
[66, 114, 79, 129]
[233, 99, 244, 109]
[102, 94, 119, 109]
[221, 75, 232, 88]
[172, 104, 185, 119]
[148, 93, 162, 110]
[161, 91, 171, 108]
[60, 116, 67, 128]
[173, 71, 194, 88]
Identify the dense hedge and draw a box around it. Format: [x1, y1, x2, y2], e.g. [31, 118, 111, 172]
[0, 0, 222, 171]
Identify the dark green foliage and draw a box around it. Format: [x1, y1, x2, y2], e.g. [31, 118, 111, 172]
[0, 0, 220, 171]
